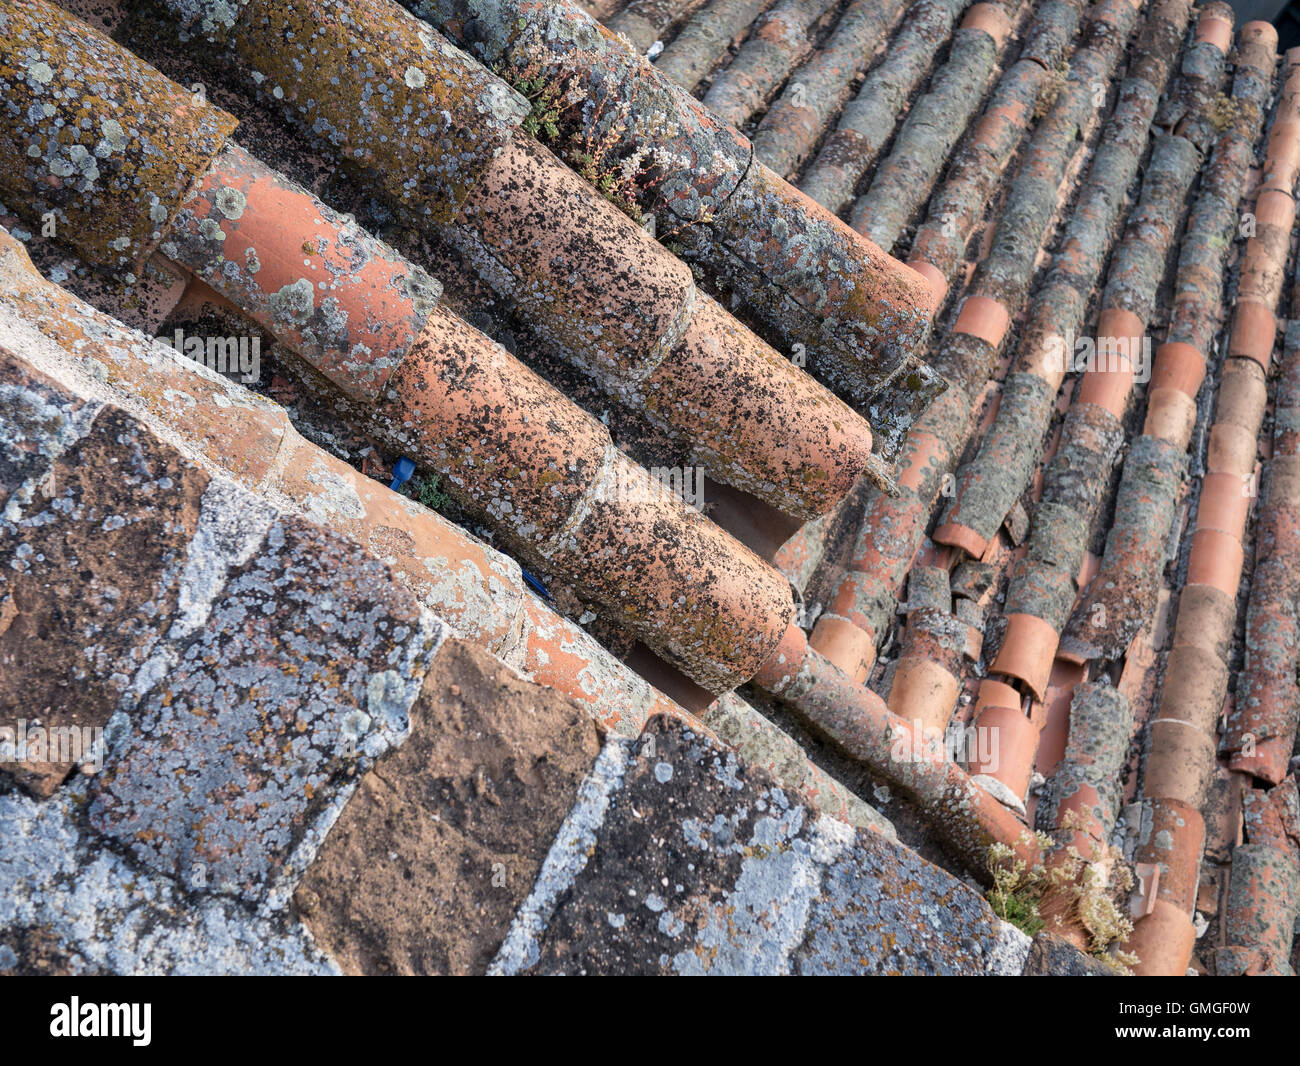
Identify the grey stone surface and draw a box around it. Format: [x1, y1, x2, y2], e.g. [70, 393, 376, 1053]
[1020, 931, 1116, 976]
[494, 717, 1029, 975]
[0, 787, 337, 975]
[2, 347, 445, 927]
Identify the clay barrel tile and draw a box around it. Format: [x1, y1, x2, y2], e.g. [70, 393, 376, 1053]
[826, 0, 975, 233]
[1081, 309, 1143, 416]
[907, 260, 950, 311]
[1241, 781, 1300, 853]
[1143, 387, 1198, 445]
[0, 0, 238, 270]
[991, 612, 1059, 701]
[756, 643, 1043, 871]
[640, 294, 875, 520]
[810, 378, 971, 672]
[165, 143, 438, 401]
[1165, 28, 1275, 355]
[1223, 845, 1300, 968]
[606, 0, 709, 53]
[888, 607, 967, 735]
[1061, 435, 1187, 661]
[1186, 528, 1247, 597]
[420, 0, 938, 413]
[695, 159, 936, 408]
[1171, 584, 1236, 661]
[700, 0, 839, 129]
[969, 703, 1039, 812]
[953, 295, 1011, 348]
[1157, 642, 1230, 735]
[936, 371, 1057, 551]
[751, 0, 914, 180]
[1134, 798, 1205, 910]
[1194, 6, 1233, 52]
[1208, 421, 1258, 477]
[455, 0, 753, 221]
[976, 679, 1023, 716]
[182, 0, 878, 521]
[542, 449, 794, 693]
[1265, 127, 1300, 198]
[1126, 898, 1198, 975]
[1017, 0, 1086, 69]
[454, 136, 693, 387]
[888, 656, 962, 738]
[366, 305, 794, 691]
[834, 2, 1015, 247]
[449, 115, 876, 520]
[1156, 4, 1232, 146]
[1216, 358, 1269, 434]
[1227, 301, 1278, 369]
[808, 613, 877, 683]
[1195, 470, 1253, 538]
[935, 0, 1199, 556]
[1235, 190, 1296, 302]
[905, 57, 1045, 278]
[0, 228, 691, 737]
[655, 0, 776, 95]
[1060, 681, 1132, 772]
[1143, 719, 1218, 808]
[751, 621, 810, 695]
[1224, 563, 1300, 781]
[1149, 340, 1206, 397]
[964, 1, 1014, 48]
[214, 0, 529, 224]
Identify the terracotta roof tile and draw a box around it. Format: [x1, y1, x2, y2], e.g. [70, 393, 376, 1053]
[848, 0, 1023, 247]
[980, 14, 1262, 708]
[7, 0, 1300, 975]
[655, 0, 777, 94]
[0, 0, 238, 269]
[606, 0, 708, 52]
[750, 0, 909, 177]
[795, 0, 972, 217]
[699, 0, 839, 126]
[0, 228, 686, 738]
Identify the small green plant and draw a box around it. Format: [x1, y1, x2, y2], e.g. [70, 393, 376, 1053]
[515, 72, 565, 143]
[985, 838, 1047, 936]
[406, 474, 452, 512]
[495, 54, 708, 241]
[984, 828, 1137, 972]
[1039, 812, 1139, 973]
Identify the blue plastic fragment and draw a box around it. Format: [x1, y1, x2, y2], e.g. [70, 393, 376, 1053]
[389, 456, 416, 492]
[521, 568, 553, 601]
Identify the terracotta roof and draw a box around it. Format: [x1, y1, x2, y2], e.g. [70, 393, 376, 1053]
[4, 0, 1300, 976]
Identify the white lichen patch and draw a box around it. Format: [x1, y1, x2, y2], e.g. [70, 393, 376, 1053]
[0, 790, 338, 975]
[24, 59, 53, 85]
[99, 117, 126, 153]
[214, 186, 246, 220]
[269, 277, 314, 326]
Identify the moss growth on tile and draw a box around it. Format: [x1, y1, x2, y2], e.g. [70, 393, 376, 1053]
[1034, 62, 1071, 120]
[1207, 92, 1241, 132]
